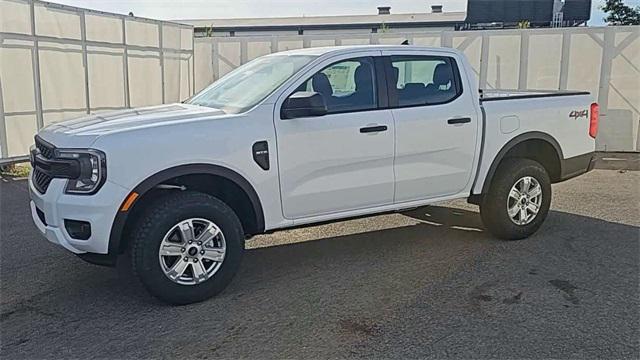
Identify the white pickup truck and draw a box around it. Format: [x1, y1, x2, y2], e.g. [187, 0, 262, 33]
[29, 45, 597, 304]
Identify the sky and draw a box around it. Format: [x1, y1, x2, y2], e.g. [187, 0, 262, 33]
[52, 0, 640, 25]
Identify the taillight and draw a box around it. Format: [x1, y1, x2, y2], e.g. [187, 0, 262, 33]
[589, 102, 599, 138]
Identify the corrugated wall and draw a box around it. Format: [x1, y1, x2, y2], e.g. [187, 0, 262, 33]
[195, 26, 640, 152]
[0, 0, 195, 161]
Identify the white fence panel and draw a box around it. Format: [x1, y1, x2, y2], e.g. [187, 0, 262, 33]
[0, 0, 194, 162]
[527, 33, 563, 90]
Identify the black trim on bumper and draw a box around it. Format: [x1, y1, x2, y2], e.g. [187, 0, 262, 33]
[76, 253, 118, 267]
[560, 152, 596, 181]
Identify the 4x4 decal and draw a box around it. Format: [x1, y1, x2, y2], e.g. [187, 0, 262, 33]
[569, 109, 588, 120]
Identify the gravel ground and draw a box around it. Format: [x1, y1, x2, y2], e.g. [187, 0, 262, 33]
[1, 169, 638, 359]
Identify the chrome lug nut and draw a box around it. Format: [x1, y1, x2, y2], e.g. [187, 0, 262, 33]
[183, 257, 188, 262]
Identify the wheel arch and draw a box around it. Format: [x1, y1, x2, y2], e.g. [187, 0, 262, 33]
[108, 164, 265, 256]
[479, 132, 563, 196]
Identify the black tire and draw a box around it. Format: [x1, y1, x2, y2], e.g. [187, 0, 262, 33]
[480, 158, 551, 240]
[130, 191, 244, 304]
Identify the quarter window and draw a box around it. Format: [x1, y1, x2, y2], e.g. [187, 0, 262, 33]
[390, 56, 461, 107]
[294, 57, 377, 114]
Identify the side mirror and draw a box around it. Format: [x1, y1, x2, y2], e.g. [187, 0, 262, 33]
[281, 91, 327, 119]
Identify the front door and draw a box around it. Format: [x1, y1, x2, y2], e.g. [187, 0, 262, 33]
[275, 55, 395, 219]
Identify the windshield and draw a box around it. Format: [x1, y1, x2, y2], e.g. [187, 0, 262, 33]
[187, 54, 317, 113]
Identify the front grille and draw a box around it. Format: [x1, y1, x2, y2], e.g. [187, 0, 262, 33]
[35, 136, 55, 159]
[32, 136, 56, 194]
[32, 168, 53, 194]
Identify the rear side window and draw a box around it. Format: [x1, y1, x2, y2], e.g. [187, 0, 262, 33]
[389, 56, 462, 107]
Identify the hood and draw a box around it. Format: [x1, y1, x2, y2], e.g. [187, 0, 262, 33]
[38, 104, 226, 148]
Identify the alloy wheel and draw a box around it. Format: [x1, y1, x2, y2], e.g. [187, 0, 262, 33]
[506, 176, 543, 226]
[158, 218, 226, 285]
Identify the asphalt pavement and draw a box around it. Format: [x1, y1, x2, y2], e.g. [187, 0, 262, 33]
[1, 169, 638, 359]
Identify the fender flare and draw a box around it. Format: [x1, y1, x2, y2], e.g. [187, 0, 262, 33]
[479, 131, 563, 195]
[108, 164, 265, 255]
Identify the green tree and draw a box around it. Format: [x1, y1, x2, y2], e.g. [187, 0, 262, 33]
[518, 20, 530, 29]
[601, 0, 640, 25]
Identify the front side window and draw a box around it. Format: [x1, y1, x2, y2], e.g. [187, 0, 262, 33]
[188, 54, 316, 113]
[294, 57, 377, 114]
[390, 56, 461, 107]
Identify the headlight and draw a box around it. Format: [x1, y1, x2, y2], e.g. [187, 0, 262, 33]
[56, 149, 107, 195]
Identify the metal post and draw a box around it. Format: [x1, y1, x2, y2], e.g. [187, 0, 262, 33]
[441, 31, 453, 48]
[597, 27, 615, 145]
[80, 11, 91, 113]
[30, 1, 44, 129]
[122, 18, 130, 108]
[185, 51, 190, 98]
[240, 38, 248, 64]
[212, 39, 220, 81]
[558, 31, 571, 90]
[159, 23, 165, 104]
[0, 73, 8, 158]
[479, 34, 490, 90]
[192, 28, 195, 95]
[518, 31, 530, 90]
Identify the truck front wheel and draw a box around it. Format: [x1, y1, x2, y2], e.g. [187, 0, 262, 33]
[130, 191, 244, 304]
[480, 158, 551, 240]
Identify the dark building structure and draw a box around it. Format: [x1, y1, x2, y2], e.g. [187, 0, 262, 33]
[182, 1, 593, 37]
[463, 0, 592, 29]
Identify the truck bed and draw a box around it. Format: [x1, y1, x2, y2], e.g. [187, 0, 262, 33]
[472, 89, 596, 195]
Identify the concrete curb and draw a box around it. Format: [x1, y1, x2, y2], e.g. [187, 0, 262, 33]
[593, 152, 640, 171]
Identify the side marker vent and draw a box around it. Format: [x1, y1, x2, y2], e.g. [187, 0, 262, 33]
[252, 141, 270, 171]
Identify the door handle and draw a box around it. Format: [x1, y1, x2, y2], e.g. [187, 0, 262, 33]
[447, 117, 471, 125]
[360, 125, 388, 133]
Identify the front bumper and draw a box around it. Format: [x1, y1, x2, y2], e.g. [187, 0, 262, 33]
[29, 174, 129, 254]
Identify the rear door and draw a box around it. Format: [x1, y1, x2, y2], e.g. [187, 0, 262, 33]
[274, 53, 396, 219]
[382, 51, 479, 203]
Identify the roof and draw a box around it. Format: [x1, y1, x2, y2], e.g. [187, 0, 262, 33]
[269, 45, 462, 57]
[176, 11, 467, 30]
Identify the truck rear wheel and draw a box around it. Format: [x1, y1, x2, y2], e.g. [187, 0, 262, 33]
[480, 158, 551, 240]
[130, 191, 244, 304]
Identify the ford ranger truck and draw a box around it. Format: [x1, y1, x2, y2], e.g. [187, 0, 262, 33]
[29, 46, 597, 304]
